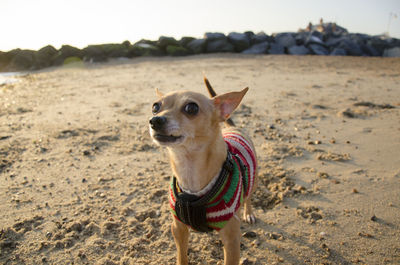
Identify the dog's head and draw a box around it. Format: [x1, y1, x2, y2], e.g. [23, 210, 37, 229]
[149, 87, 248, 149]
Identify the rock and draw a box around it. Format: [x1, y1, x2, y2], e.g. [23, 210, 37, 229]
[274, 33, 296, 48]
[337, 38, 363, 56]
[288, 45, 310, 55]
[306, 30, 325, 45]
[330, 48, 347, 56]
[244, 31, 255, 42]
[157, 36, 179, 50]
[268, 43, 285, 54]
[5, 49, 37, 71]
[240, 258, 253, 265]
[294, 32, 308, 46]
[105, 42, 131, 57]
[83, 43, 130, 62]
[82, 45, 108, 62]
[367, 37, 390, 56]
[204, 32, 235, 53]
[166, 45, 189, 56]
[206, 39, 235, 53]
[370, 215, 378, 222]
[179, 37, 196, 47]
[204, 32, 226, 41]
[309, 44, 329, 55]
[325, 37, 342, 48]
[53, 45, 83, 65]
[242, 42, 269, 54]
[251, 32, 271, 44]
[35, 45, 57, 68]
[228, 32, 251, 52]
[266, 232, 283, 240]
[187, 39, 206, 54]
[383, 47, 400, 57]
[360, 43, 380, 56]
[242, 231, 257, 238]
[128, 42, 163, 57]
[0, 51, 13, 71]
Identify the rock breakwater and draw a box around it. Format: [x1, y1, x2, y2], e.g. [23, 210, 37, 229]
[1, 21, 399, 72]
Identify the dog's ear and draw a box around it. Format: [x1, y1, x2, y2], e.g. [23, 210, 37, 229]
[155, 88, 164, 98]
[213, 87, 248, 121]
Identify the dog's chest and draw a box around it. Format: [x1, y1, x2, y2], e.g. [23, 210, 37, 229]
[169, 131, 257, 232]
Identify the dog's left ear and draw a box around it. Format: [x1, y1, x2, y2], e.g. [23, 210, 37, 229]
[213, 87, 248, 121]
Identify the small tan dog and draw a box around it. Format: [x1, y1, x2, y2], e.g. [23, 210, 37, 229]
[149, 77, 258, 265]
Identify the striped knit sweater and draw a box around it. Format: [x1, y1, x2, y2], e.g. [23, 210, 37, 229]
[169, 131, 257, 231]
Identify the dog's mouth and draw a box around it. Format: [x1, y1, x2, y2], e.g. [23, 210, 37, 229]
[153, 134, 183, 143]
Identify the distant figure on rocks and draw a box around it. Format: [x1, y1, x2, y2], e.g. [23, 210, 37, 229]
[306, 22, 313, 32]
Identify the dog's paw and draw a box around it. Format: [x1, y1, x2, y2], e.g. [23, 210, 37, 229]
[243, 213, 256, 224]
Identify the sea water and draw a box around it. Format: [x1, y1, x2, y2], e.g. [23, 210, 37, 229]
[0, 72, 21, 86]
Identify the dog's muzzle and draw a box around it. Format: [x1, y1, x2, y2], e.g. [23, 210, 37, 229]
[149, 116, 183, 143]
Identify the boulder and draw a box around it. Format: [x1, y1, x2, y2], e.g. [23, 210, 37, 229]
[268, 43, 285, 54]
[206, 39, 235, 53]
[337, 38, 363, 56]
[308, 44, 329, 55]
[367, 37, 395, 56]
[251, 32, 271, 44]
[158, 36, 179, 50]
[228, 32, 250, 52]
[6, 49, 36, 71]
[99, 43, 131, 58]
[274, 33, 296, 48]
[288, 45, 310, 55]
[83, 43, 130, 62]
[383, 47, 400, 57]
[128, 43, 164, 57]
[330, 48, 347, 56]
[204, 32, 226, 41]
[83, 45, 108, 62]
[325, 37, 342, 48]
[187, 39, 207, 54]
[244, 31, 255, 40]
[53, 45, 83, 65]
[0, 51, 13, 71]
[179, 37, 196, 48]
[308, 30, 325, 42]
[166, 45, 190, 56]
[242, 42, 269, 54]
[360, 43, 379, 56]
[295, 32, 307, 46]
[306, 31, 326, 46]
[35, 45, 57, 68]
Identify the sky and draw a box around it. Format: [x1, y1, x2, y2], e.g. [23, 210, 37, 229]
[0, 0, 399, 51]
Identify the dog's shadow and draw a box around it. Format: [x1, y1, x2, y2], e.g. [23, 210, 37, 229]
[239, 210, 351, 265]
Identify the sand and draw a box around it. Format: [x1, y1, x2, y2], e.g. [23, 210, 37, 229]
[1, 54, 399, 265]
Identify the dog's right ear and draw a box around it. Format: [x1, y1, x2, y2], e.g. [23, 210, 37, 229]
[155, 88, 164, 98]
[213, 87, 248, 121]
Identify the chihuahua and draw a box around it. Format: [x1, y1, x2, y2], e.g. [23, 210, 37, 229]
[149, 77, 258, 265]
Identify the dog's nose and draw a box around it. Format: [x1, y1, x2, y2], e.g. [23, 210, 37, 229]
[149, 116, 167, 131]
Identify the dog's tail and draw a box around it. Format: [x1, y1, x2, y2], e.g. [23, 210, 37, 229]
[204, 76, 236, 127]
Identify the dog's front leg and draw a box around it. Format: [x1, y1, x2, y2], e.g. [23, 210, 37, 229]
[219, 214, 241, 265]
[171, 217, 189, 265]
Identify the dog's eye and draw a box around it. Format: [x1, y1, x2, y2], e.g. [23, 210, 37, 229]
[152, 102, 161, 114]
[183, 102, 199, 116]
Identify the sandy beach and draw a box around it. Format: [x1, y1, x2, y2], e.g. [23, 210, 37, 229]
[1, 54, 399, 264]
